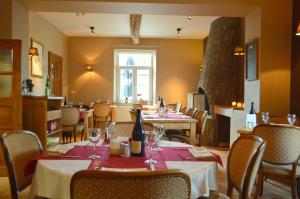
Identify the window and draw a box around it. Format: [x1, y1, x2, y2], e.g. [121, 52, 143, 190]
[114, 50, 156, 103]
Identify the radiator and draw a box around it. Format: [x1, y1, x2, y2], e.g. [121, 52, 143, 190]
[112, 106, 132, 122]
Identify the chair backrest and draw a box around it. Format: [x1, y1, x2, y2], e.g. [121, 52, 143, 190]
[93, 103, 110, 118]
[70, 169, 191, 199]
[132, 103, 142, 110]
[186, 108, 198, 117]
[129, 109, 136, 122]
[62, 107, 80, 126]
[180, 107, 190, 115]
[253, 124, 300, 165]
[109, 122, 154, 137]
[227, 135, 266, 199]
[0, 131, 43, 199]
[193, 110, 207, 135]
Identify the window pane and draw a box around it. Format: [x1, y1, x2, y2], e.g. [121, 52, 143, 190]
[136, 70, 150, 101]
[0, 49, 13, 72]
[0, 75, 12, 97]
[118, 53, 152, 67]
[120, 69, 133, 101]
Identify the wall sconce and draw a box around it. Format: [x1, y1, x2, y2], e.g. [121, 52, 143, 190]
[234, 46, 245, 56]
[177, 28, 182, 37]
[85, 65, 93, 71]
[29, 47, 39, 56]
[296, 23, 300, 36]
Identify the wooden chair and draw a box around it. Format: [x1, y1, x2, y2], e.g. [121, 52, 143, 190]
[186, 107, 198, 118]
[62, 107, 81, 143]
[132, 103, 143, 110]
[208, 135, 266, 199]
[168, 111, 207, 145]
[167, 103, 182, 112]
[180, 106, 190, 115]
[253, 124, 300, 199]
[70, 169, 191, 199]
[93, 102, 111, 128]
[0, 131, 43, 199]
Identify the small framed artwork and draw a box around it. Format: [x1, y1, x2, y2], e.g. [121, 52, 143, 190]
[31, 38, 43, 78]
[246, 39, 259, 81]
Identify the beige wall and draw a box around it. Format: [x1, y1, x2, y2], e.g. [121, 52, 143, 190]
[244, 8, 261, 112]
[12, 0, 29, 82]
[29, 12, 68, 96]
[68, 37, 203, 105]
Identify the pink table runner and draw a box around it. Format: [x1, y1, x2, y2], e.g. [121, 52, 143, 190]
[25, 146, 223, 176]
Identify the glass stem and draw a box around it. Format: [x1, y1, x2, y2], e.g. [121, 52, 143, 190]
[94, 144, 96, 156]
[149, 148, 153, 160]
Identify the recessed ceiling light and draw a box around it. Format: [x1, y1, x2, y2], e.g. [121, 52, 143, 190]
[187, 16, 193, 20]
[90, 26, 95, 36]
[76, 12, 87, 17]
[177, 28, 182, 37]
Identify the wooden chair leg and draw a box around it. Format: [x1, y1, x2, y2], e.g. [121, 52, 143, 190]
[227, 182, 233, 198]
[62, 134, 65, 144]
[291, 177, 297, 199]
[81, 130, 84, 141]
[255, 169, 263, 199]
[73, 130, 76, 143]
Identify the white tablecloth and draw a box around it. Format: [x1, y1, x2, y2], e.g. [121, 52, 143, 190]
[29, 141, 218, 199]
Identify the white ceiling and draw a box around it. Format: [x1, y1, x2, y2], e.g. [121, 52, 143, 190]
[38, 12, 219, 39]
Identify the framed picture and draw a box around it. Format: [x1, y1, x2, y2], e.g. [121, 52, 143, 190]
[246, 39, 259, 81]
[31, 38, 43, 78]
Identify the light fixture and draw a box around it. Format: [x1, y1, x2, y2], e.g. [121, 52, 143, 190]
[177, 28, 182, 37]
[85, 65, 93, 71]
[187, 16, 193, 20]
[234, 46, 245, 56]
[29, 47, 39, 56]
[296, 23, 300, 36]
[90, 26, 95, 36]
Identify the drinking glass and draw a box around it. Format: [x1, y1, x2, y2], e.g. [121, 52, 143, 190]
[153, 125, 165, 151]
[144, 131, 158, 165]
[261, 112, 269, 124]
[88, 128, 101, 159]
[287, 114, 296, 125]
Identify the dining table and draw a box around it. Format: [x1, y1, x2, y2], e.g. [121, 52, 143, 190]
[27, 140, 221, 199]
[142, 111, 198, 145]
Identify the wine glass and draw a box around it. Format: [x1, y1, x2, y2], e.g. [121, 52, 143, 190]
[104, 122, 116, 145]
[287, 114, 297, 125]
[88, 128, 101, 159]
[153, 125, 165, 151]
[79, 102, 84, 109]
[144, 131, 158, 165]
[261, 112, 269, 124]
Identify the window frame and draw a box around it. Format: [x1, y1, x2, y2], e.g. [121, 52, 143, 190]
[114, 49, 156, 103]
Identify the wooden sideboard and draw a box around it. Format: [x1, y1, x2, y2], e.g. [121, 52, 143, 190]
[22, 96, 63, 149]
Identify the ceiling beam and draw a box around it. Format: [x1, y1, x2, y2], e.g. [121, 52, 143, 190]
[130, 14, 142, 45]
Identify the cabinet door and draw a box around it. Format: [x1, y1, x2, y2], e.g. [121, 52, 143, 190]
[0, 39, 22, 176]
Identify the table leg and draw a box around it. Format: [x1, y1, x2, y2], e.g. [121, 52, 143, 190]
[297, 178, 299, 199]
[190, 122, 196, 145]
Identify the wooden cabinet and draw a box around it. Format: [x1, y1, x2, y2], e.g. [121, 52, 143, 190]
[22, 96, 63, 149]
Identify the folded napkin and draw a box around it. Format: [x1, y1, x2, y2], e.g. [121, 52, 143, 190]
[100, 167, 147, 172]
[47, 144, 74, 155]
[188, 147, 213, 160]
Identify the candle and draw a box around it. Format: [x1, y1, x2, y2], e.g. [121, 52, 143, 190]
[237, 102, 242, 108]
[232, 101, 237, 107]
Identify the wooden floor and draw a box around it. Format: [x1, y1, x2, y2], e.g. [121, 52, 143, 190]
[0, 148, 293, 199]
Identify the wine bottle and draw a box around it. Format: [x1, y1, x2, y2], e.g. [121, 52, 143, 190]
[249, 102, 255, 114]
[130, 109, 145, 156]
[160, 98, 164, 108]
[63, 97, 68, 106]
